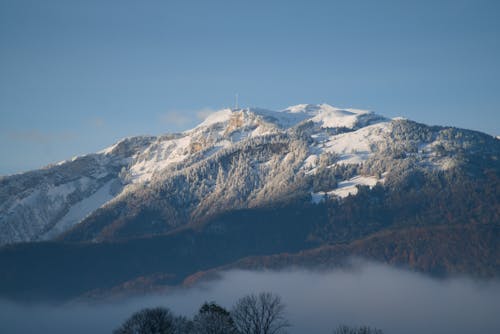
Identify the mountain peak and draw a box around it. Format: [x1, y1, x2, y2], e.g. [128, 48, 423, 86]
[282, 103, 369, 115]
[2, 102, 498, 246]
[197, 108, 234, 128]
[281, 103, 384, 129]
[192, 104, 384, 133]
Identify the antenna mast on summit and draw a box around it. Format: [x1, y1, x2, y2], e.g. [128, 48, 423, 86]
[234, 93, 239, 110]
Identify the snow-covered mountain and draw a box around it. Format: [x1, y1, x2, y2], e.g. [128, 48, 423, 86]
[0, 136, 154, 244]
[1, 103, 498, 245]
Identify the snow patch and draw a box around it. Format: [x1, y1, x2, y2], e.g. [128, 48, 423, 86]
[303, 155, 319, 169]
[128, 135, 192, 183]
[198, 108, 233, 127]
[283, 103, 371, 129]
[42, 179, 119, 239]
[251, 108, 309, 128]
[99, 142, 120, 155]
[323, 122, 391, 164]
[311, 175, 380, 203]
[312, 108, 366, 129]
[330, 175, 379, 198]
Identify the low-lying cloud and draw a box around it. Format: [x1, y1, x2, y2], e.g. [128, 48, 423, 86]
[1, 261, 499, 334]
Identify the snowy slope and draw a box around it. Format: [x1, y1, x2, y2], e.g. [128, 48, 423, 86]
[0, 137, 153, 245]
[40, 179, 119, 240]
[1, 103, 493, 245]
[122, 105, 388, 185]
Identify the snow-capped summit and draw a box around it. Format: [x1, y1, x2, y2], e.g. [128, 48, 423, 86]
[1, 103, 498, 246]
[121, 104, 388, 185]
[282, 103, 386, 129]
[197, 108, 234, 128]
[282, 103, 367, 115]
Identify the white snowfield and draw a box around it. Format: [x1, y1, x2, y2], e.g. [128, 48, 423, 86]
[40, 179, 119, 240]
[119, 104, 388, 184]
[0, 103, 465, 244]
[311, 175, 381, 203]
[323, 122, 391, 165]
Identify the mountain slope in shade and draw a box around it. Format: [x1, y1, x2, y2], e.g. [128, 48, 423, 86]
[0, 103, 499, 301]
[0, 168, 498, 301]
[0, 136, 154, 245]
[1, 103, 498, 246]
[181, 224, 500, 288]
[59, 106, 499, 244]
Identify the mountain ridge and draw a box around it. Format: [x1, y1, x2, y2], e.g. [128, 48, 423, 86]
[0, 103, 499, 301]
[1, 103, 498, 245]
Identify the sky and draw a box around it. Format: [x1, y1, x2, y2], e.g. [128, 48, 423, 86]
[1, 0, 499, 175]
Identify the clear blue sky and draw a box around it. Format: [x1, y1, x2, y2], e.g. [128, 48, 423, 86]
[1, 0, 499, 175]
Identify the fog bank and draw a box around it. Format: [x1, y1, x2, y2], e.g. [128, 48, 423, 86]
[1, 261, 499, 333]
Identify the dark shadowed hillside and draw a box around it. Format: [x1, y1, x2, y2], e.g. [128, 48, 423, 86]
[0, 157, 498, 301]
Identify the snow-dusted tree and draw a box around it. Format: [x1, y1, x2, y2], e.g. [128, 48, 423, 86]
[231, 292, 290, 334]
[193, 302, 238, 334]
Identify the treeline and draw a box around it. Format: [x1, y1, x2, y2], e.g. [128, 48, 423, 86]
[63, 116, 500, 244]
[114, 292, 383, 334]
[309, 166, 500, 245]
